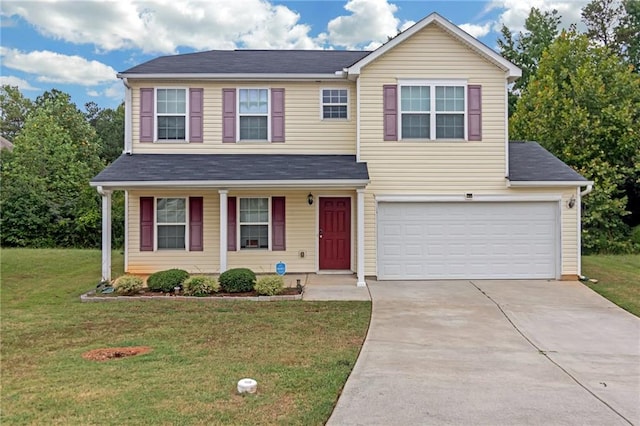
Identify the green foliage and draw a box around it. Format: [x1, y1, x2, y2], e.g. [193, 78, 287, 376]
[511, 30, 640, 253]
[255, 275, 285, 296]
[1, 90, 104, 248]
[114, 275, 144, 295]
[219, 268, 256, 293]
[85, 101, 125, 164]
[631, 225, 640, 247]
[182, 276, 220, 296]
[498, 7, 561, 115]
[147, 269, 189, 293]
[0, 85, 33, 141]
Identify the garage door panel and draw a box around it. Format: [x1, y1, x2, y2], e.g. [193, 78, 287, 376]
[377, 202, 557, 280]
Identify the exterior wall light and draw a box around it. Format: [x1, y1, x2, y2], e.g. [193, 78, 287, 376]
[567, 195, 576, 209]
[307, 193, 314, 205]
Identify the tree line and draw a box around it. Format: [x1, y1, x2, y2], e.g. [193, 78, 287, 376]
[0, 88, 124, 248]
[1, 0, 638, 253]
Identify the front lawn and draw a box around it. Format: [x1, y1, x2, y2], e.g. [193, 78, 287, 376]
[582, 254, 640, 317]
[0, 249, 371, 425]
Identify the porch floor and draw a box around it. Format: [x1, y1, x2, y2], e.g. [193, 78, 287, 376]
[283, 273, 370, 301]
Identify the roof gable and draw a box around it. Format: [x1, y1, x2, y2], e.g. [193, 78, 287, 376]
[346, 13, 521, 82]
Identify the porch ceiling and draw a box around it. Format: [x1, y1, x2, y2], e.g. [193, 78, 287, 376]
[91, 154, 369, 189]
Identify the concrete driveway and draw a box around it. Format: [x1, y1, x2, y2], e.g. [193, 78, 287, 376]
[328, 280, 640, 425]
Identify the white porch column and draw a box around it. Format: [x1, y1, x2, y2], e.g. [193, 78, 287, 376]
[98, 186, 112, 282]
[219, 189, 228, 273]
[356, 188, 366, 287]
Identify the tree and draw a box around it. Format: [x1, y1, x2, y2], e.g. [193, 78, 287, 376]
[1, 90, 104, 247]
[85, 101, 125, 164]
[582, 0, 640, 70]
[511, 30, 640, 253]
[0, 85, 33, 141]
[498, 7, 562, 115]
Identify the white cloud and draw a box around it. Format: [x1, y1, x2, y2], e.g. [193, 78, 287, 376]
[0, 75, 40, 91]
[86, 83, 124, 101]
[1, 0, 321, 53]
[459, 22, 493, 38]
[488, 0, 589, 33]
[0, 47, 117, 85]
[323, 0, 412, 49]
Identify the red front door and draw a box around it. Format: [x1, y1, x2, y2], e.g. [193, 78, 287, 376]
[319, 197, 351, 270]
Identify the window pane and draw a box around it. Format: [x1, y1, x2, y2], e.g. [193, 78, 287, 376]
[240, 225, 268, 249]
[436, 86, 464, 112]
[401, 114, 430, 138]
[323, 89, 347, 104]
[157, 89, 186, 114]
[323, 105, 347, 119]
[401, 86, 429, 112]
[239, 89, 268, 114]
[436, 114, 464, 139]
[239, 116, 268, 140]
[157, 198, 185, 224]
[158, 225, 186, 249]
[239, 198, 268, 223]
[157, 116, 185, 140]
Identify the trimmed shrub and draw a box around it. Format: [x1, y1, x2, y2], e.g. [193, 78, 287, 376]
[114, 275, 144, 295]
[147, 269, 189, 292]
[255, 275, 284, 296]
[219, 268, 256, 293]
[183, 276, 220, 296]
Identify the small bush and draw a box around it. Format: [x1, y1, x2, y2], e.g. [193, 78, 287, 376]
[632, 225, 640, 249]
[183, 276, 220, 296]
[114, 275, 144, 295]
[219, 268, 256, 293]
[147, 269, 189, 292]
[255, 275, 284, 296]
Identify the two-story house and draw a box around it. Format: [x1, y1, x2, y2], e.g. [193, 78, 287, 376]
[91, 13, 592, 286]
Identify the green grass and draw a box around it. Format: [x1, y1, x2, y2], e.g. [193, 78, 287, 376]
[0, 249, 371, 425]
[582, 254, 640, 316]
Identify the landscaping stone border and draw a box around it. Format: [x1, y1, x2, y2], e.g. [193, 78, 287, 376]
[80, 289, 303, 302]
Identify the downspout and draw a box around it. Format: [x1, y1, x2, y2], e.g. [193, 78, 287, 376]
[577, 183, 594, 277]
[122, 77, 133, 154]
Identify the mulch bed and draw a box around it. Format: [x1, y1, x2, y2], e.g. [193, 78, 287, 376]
[97, 287, 302, 297]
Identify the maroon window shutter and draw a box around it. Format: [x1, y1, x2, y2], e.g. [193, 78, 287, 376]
[271, 197, 286, 251]
[189, 197, 203, 251]
[271, 88, 285, 142]
[140, 197, 154, 251]
[383, 85, 398, 141]
[222, 88, 236, 143]
[189, 88, 203, 143]
[140, 88, 154, 142]
[468, 85, 482, 141]
[227, 197, 237, 251]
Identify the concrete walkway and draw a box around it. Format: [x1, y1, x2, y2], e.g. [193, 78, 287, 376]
[328, 280, 640, 425]
[293, 274, 370, 301]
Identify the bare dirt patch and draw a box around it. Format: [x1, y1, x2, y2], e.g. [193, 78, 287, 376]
[82, 346, 152, 362]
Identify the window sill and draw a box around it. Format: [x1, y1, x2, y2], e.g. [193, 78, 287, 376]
[237, 140, 270, 144]
[154, 140, 189, 144]
[399, 139, 468, 143]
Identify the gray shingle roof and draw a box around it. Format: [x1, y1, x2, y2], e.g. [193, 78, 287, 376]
[91, 154, 369, 184]
[120, 50, 371, 75]
[509, 141, 587, 182]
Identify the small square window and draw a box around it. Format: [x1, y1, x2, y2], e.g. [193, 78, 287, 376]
[322, 89, 348, 119]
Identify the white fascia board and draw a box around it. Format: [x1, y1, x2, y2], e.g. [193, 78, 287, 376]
[117, 73, 345, 81]
[90, 179, 370, 190]
[375, 194, 562, 202]
[507, 180, 594, 187]
[346, 13, 521, 81]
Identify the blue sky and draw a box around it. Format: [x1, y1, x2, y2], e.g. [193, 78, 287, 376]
[1, 0, 587, 110]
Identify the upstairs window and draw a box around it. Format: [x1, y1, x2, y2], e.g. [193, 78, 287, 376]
[322, 89, 348, 119]
[156, 89, 187, 140]
[238, 89, 269, 140]
[399, 82, 466, 140]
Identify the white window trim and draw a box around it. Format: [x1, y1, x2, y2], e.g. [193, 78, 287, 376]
[238, 196, 272, 250]
[320, 87, 349, 120]
[155, 197, 189, 251]
[154, 87, 189, 143]
[236, 88, 271, 142]
[397, 79, 467, 141]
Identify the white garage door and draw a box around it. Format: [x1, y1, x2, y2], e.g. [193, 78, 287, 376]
[377, 202, 558, 280]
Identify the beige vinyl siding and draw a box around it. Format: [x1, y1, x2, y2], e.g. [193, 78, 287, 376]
[127, 189, 357, 275]
[130, 81, 356, 154]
